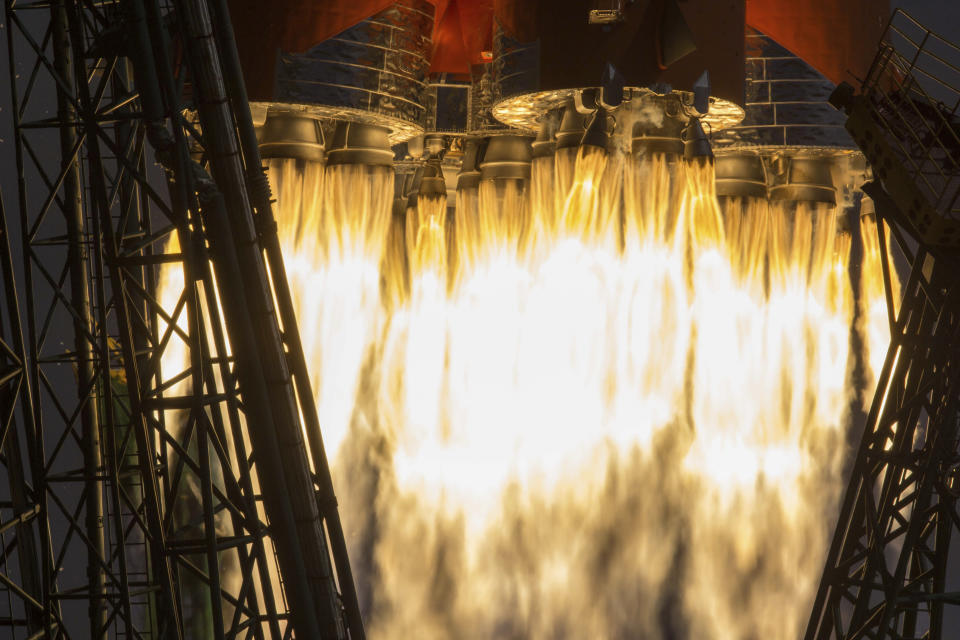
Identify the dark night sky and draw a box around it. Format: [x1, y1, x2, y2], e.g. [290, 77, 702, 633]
[893, 0, 960, 31]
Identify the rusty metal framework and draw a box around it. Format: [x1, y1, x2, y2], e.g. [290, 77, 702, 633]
[806, 10, 960, 640]
[0, 0, 363, 638]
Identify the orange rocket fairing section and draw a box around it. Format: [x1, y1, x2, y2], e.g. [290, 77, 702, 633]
[430, 0, 496, 74]
[228, 0, 491, 95]
[746, 0, 890, 85]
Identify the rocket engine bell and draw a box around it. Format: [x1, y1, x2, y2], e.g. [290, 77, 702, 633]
[258, 112, 326, 163]
[326, 121, 395, 168]
[770, 157, 837, 206]
[715, 153, 768, 200]
[418, 157, 448, 199]
[479, 135, 535, 183]
[457, 139, 483, 192]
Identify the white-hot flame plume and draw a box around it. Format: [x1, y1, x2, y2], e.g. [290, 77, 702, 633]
[155, 144, 897, 639]
[269, 159, 393, 457]
[858, 214, 897, 395]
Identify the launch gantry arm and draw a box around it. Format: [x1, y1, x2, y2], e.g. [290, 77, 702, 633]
[806, 10, 960, 640]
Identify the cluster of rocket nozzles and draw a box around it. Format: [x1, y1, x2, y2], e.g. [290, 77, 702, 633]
[445, 94, 717, 200]
[258, 111, 396, 168]
[537, 96, 714, 162]
[256, 98, 840, 213]
[715, 153, 839, 206]
[399, 130, 539, 211]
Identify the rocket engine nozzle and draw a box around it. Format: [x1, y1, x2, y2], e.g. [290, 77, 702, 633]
[478, 134, 534, 183]
[326, 121, 394, 167]
[770, 157, 837, 205]
[682, 117, 714, 162]
[258, 111, 326, 163]
[715, 153, 767, 199]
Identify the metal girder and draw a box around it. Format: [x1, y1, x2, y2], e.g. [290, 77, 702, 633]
[806, 217, 960, 639]
[806, 10, 960, 640]
[1, 0, 364, 638]
[0, 191, 45, 639]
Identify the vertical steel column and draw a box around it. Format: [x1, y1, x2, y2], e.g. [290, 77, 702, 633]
[4, 3, 61, 633]
[132, 0, 289, 635]
[206, 0, 367, 636]
[0, 192, 44, 636]
[60, 2, 185, 637]
[114, 66, 161, 637]
[173, 0, 346, 636]
[805, 187, 960, 640]
[49, 2, 107, 635]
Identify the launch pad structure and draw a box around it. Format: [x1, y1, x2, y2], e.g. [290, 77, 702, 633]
[0, 0, 362, 637]
[0, 1, 958, 639]
[806, 11, 960, 639]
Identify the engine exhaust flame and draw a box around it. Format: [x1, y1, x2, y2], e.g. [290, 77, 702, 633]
[269, 159, 393, 457]
[155, 144, 896, 638]
[858, 214, 898, 396]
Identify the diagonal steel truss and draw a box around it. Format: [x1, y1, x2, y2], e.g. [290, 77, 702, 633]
[806, 208, 960, 639]
[0, 189, 46, 637]
[1, 0, 364, 638]
[806, 10, 960, 640]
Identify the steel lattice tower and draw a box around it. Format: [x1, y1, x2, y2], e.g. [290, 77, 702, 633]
[0, 0, 364, 637]
[806, 10, 960, 640]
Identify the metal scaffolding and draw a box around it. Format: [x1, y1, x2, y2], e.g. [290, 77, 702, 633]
[0, 0, 364, 637]
[806, 10, 960, 640]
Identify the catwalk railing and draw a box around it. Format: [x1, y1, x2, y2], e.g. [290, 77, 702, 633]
[806, 9, 960, 640]
[0, 0, 363, 638]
